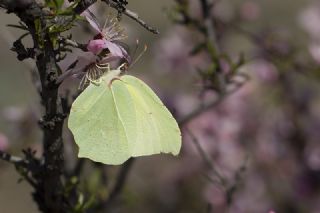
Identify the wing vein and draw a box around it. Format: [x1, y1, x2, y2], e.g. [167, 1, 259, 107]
[110, 85, 130, 149]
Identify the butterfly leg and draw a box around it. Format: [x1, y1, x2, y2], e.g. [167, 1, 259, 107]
[96, 62, 110, 71]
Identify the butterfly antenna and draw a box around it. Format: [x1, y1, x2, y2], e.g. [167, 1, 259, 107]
[130, 44, 148, 68]
[131, 39, 140, 61]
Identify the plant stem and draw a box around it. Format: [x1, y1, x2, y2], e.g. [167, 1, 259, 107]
[28, 17, 66, 213]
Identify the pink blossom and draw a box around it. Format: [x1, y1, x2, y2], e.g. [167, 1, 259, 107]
[299, 4, 320, 40]
[83, 11, 130, 62]
[299, 4, 320, 64]
[212, 1, 234, 22]
[308, 43, 320, 64]
[249, 60, 278, 83]
[305, 144, 320, 170]
[87, 39, 106, 54]
[154, 26, 206, 74]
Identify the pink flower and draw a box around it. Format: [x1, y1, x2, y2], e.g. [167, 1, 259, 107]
[249, 60, 278, 83]
[86, 39, 106, 54]
[59, 10, 131, 84]
[83, 11, 130, 62]
[154, 26, 207, 74]
[299, 4, 320, 40]
[308, 43, 320, 64]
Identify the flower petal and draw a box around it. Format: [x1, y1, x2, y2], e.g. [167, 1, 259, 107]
[72, 52, 97, 74]
[104, 40, 124, 57]
[88, 39, 131, 63]
[119, 45, 131, 63]
[87, 39, 107, 54]
[83, 10, 101, 33]
[104, 40, 131, 62]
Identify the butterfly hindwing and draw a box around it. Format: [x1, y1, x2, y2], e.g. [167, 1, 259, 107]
[121, 75, 181, 156]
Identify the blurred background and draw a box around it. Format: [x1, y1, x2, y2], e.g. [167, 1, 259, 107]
[1, 0, 320, 212]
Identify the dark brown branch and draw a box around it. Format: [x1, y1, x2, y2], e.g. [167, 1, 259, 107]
[2, 1, 69, 211]
[0, 0, 33, 11]
[107, 158, 134, 203]
[178, 76, 248, 126]
[32, 25, 66, 212]
[92, 158, 135, 211]
[200, 0, 226, 92]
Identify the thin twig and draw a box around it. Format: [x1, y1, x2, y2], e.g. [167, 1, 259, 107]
[0, 151, 37, 188]
[203, 173, 222, 185]
[0, 150, 39, 188]
[58, 37, 87, 51]
[123, 7, 159, 34]
[178, 95, 224, 127]
[73, 158, 85, 176]
[178, 78, 247, 126]
[0, 150, 25, 164]
[105, 0, 159, 34]
[55, 63, 79, 85]
[92, 158, 135, 211]
[200, 0, 219, 53]
[200, 0, 226, 92]
[185, 128, 226, 186]
[106, 158, 134, 204]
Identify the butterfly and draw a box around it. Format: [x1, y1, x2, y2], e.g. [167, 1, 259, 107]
[68, 64, 182, 165]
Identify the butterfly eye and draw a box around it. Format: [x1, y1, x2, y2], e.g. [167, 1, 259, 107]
[119, 63, 128, 74]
